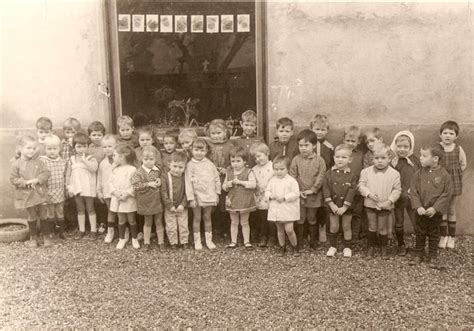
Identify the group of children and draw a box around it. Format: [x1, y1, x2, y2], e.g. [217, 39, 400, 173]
[10, 110, 466, 269]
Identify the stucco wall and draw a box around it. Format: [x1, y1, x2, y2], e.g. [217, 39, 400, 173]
[266, 2, 474, 233]
[0, 0, 110, 218]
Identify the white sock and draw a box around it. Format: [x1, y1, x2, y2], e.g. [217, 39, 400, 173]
[89, 214, 97, 233]
[143, 225, 151, 245]
[156, 228, 164, 245]
[78, 214, 86, 232]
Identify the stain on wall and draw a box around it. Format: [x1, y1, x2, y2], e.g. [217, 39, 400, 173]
[266, 2, 473, 233]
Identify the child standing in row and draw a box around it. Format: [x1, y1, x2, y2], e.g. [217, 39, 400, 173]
[359, 143, 401, 259]
[41, 135, 68, 241]
[438, 121, 467, 249]
[66, 132, 98, 239]
[363, 127, 384, 169]
[178, 128, 197, 160]
[265, 156, 300, 256]
[390, 130, 420, 255]
[131, 146, 164, 250]
[269, 117, 299, 161]
[134, 126, 161, 166]
[87, 121, 106, 164]
[116, 115, 139, 149]
[110, 145, 138, 249]
[61, 118, 81, 160]
[223, 147, 257, 248]
[233, 110, 264, 168]
[161, 131, 178, 171]
[185, 138, 221, 250]
[35, 117, 53, 157]
[161, 152, 189, 249]
[10, 136, 50, 247]
[289, 129, 326, 250]
[323, 144, 358, 257]
[251, 143, 275, 247]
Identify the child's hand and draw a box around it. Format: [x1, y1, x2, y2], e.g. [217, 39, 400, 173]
[176, 205, 184, 213]
[97, 192, 104, 203]
[336, 205, 348, 216]
[368, 193, 379, 202]
[148, 181, 159, 188]
[300, 192, 307, 199]
[425, 207, 436, 217]
[189, 200, 197, 208]
[276, 196, 285, 203]
[376, 200, 392, 210]
[170, 206, 177, 213]
[417, 207, 426, 215]
[329, 203, 339, 214]
[224, 181, 233, 190]
[155, 178, 161, 187]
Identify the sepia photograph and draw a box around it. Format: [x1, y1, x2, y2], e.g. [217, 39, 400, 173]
[0, 0, 473, 329]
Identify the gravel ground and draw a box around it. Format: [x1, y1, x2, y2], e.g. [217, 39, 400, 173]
[0, 235, 472, 329]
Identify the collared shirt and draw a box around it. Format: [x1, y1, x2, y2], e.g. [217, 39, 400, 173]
[323, 166, 358, 208]
[289, 153, 326, 193]
[316, 139, 334, 169]
[410, 166, 453, 214]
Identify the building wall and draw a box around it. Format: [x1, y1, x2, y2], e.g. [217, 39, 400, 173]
[0, 1, 110, 218]
[266, 2, 474, 233]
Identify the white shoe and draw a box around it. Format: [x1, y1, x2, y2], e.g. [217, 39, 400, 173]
[446, 236, 455, 249]
[124, 227, 130, 242]
[98, 223, 106, 234]
[343, 248, 352, 258]
[104, 230, 114, 244]
[205, 232, 216, 250]
[194, 233, 202, 250]
[326, 246, 337, 257]
[132, 238, 140, 249]
[116, 239, 127, 250]
[137, 232, 144, 241]
[438, 236, 448, 249]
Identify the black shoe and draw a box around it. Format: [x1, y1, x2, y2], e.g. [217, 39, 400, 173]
[397, 245, 407, 256]
[381, 246, 389, 260]
[428, 256, 445, 270]
[75, 231, 86, 240]
[170, 244, 178, 250]
[182, 243, 191, 250]
[244, 243, 254, 250]
[143, 243, 151, 251]
[409, 255, 422, 266]
[367, 246, 375, 258]
[277, 245, 286, 256]
[258, 237, 267, 248]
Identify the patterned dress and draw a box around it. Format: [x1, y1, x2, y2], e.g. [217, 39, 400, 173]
[131, 165, 163, 215]
[440, 144, 463, 196]
[41, 156, 67, 204]
[224, 168, 256, 213]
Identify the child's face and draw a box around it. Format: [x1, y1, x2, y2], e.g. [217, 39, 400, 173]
[373, 151, 390, 170]
[138, 133, 153, 147]
[21, 141, 37, 159]
[276, 125, 293, 143]
[298, 139, 315, 157]
[334, 149, 352, 169]
[45, 144, 60, 159]
[169, 161, 186, 177]
[119, 125, 133, 140]
[273, 162, 288, 178]
[192, 147, 206, 161]
[395, 138, 411, 158]
[142, 152, 156, 169]
[439, 128, 457, 145]
[89, 131, 104, 146]
[230, 156, 245, 171]
[163, 137, 177, 153]
[36, 129, 51, 142]
[64, 128, 77, 141]
[254, 151, 269, 166]
[180, 137, 193, 151]
[419, 149, 438, 168]
[241, 121, 257, 136]
[102, 139, 116, 157]
[209, 127, 226, 143]
[113, 151, 126, 166]
[75, 143, 88, 155]
[343, 134, 360, 150]
[312, 125, 328, 141]
[366, 133, 383, 152]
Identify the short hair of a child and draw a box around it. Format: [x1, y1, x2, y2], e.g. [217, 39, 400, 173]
[335, 143, 353, 155]
[344, 126, 361, 140]
[439, 120, 460, 135]
[63, 118, 81, 131]
[115, 144, 136, 165]
[310, 114, 329, 130]
[137, 125, 155, 139]
[276, 117, 294, 129]
[164, 131, 178, 142]
[364, 127, 383, 141]
[88, 121, 106, 135]
[421, 143, 444, 162]
[16, 135, 37, 156]
[207, 119, 230, 139]
[192, 137, 208, 151]
[72, 132, 91, 147]
[142, 145, 159, 158]
[273, 155, 291, 169]
[102, 134, 116, 144]
[241, 109, 257, 124]
[36, 117, 53, 130]
[250, 142, 270, 156]
[43, 135, 61, 146]
[178, 128, 197, 142]
[297, 129, 318, 144]
[230, 146, 249, 163]
[170, 151, 187, 164]
[117, 115, 134, 128]
[373, 143, 392, 157]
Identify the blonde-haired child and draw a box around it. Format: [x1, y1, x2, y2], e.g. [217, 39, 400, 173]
[116, 115, 138, 149]
[66, 132, 99, 239]
[363, 127, 384, 169]
[61, 118, 81, 161]
[310, 114, 334, 168]
[10, 135, 50, 247]
[222, 147, 257, 249]
[41, 135, 68, 241]
[359, 143, 401, 259]
[178, 128, 197, 161]
[131, 145, 164, 250]
[110, 144, 139, 249]
[185, 138, 221, 250]
[438, 120, 467, 249]
[35, 117, 53, 157]
[134, 126, 162, 166]
[265, 155, 300, 256]
[233, 109, 264, 168]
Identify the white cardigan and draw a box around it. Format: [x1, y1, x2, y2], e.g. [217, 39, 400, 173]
[265, 174, 300, 222]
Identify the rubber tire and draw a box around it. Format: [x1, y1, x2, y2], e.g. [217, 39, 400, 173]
[0, 218, 30, 243]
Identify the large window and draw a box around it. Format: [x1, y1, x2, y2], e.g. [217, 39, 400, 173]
[107, 0, 265, 136]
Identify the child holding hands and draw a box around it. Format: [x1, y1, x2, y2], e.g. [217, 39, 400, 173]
[222, 147, 257, 249]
